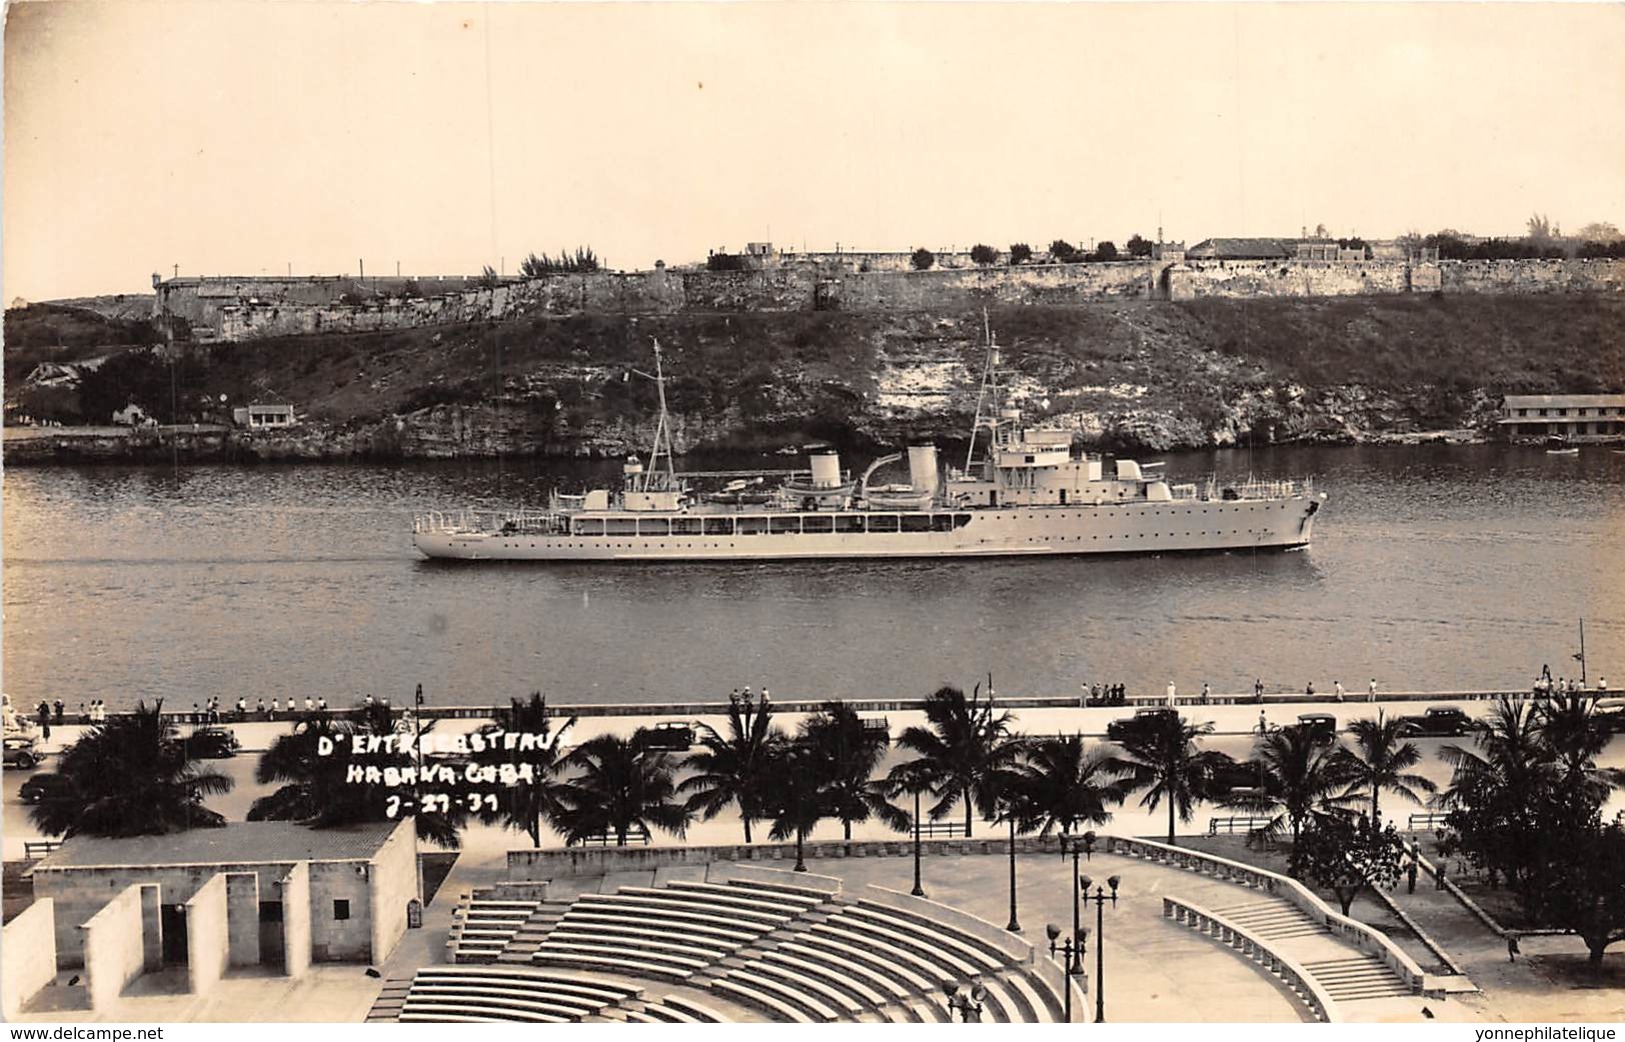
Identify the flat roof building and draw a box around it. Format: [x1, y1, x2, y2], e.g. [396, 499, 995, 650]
[1499, 394, 1625, 441]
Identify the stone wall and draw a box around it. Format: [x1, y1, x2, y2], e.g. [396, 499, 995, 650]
[2, 898, 58, 1018]
[308, 861, 374, 961]
[79, 884, 152, 1010]
[169, 257, 1625, 343]
[278, 863, 311, 978]
[224, 872, 260, 968]
[184, 874, 229, 996]
[367, 819, 416, 965]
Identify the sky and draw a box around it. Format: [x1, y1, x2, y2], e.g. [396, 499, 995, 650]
[5, 1, 1624, 301]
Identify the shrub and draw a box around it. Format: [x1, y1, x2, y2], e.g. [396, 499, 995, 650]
[910, 248, 935, 271]
[970, 244, 999, 266]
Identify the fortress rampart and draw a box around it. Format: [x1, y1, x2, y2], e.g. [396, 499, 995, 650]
[155, 258, 1625, 343]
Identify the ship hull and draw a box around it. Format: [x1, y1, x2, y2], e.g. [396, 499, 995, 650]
[414, 497, 1322, 561]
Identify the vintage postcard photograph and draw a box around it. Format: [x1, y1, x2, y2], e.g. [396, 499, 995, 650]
[2, 0, 1622, 1029]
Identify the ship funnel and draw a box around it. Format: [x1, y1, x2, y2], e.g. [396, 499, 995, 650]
[1115, 459, 1143, 481]
[907, 444, 939, 498]
[810, 451, 843, 489]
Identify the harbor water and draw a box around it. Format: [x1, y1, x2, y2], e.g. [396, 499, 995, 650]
[4, 444, 1622, 711]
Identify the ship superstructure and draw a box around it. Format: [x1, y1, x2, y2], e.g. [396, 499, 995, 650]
[413, 331, 1325, 561]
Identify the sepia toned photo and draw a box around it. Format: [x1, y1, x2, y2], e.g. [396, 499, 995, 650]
[2, 0, 1622, 1028]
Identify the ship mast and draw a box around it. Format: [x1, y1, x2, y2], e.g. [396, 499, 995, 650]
[964, 308, 1003, 471]
[637, 338, 677, 492]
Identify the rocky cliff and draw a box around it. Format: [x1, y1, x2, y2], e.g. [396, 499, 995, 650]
[7, 294, 1622, 462]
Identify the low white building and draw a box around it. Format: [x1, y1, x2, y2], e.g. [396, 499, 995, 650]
[232, 403, 297, 428]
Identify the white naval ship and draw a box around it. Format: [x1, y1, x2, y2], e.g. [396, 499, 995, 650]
[413, 329, 1325, 561]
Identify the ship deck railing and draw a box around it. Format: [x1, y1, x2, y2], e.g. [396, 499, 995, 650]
[413, 508, 566, 535]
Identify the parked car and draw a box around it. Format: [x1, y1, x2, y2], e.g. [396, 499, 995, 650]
[3, 733, 43, 770]
[637, 721, 696, 751]
[1205, 757, 1267, 797]
[19, 773, 74, 804]
[1397, 706, 1474, 737]
[1594, 698, 1625, 734]
[1106, 707, 1178, 742]
[184, 727, 240, 759]
[1296, 713, 1338, 745]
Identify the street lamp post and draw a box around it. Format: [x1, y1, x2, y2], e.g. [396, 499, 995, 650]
[944, 982, 987, 1023]
[1079, 873, 1121, 1023]
[1060, 831, 1097, 955]
[911, 788, 926, 897]
[1045, 922, 1089, 1023]
[1005, 810, 1021, 933]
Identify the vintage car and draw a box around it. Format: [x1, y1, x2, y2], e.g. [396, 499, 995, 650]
[1397, 706, 1474, 737]
[1106, 707, 1178, 743]
[19, 773, 74, 803]
[3, 733, 43, 770]
[184, 727, 241, 759]
[637, 721, 696, 751]
[1296, 713, 1338, 745]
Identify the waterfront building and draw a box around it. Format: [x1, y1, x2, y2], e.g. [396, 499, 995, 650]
[232, 403, 297, 428]
[1497, 394, 1625, 442]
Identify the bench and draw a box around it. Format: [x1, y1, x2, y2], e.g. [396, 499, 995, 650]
[529, 948, 692, 981]
[588, 892, 790, 926]
[623, 884, 807, 916]
[819, 913, 983, 978]
[666, 880, 824, 908]
[847, 903, 1006, 971]
[914, 821, 967, 838]
[23, 840, 62, 859]
[808, 922, 956, 985]
[775, 941, 913, 1000]
[1408, 812, 1449, 830]
[742, 960, 866, 1015]
[545, 927, 731, 961]
[573, 824, 652, 846]
[710, 977, 819, 1023]
[758, 949, 890, 1006]
[563, 910, 757, 944]
[1208, 816, 1276, 836]
[723, 878, 839, 902]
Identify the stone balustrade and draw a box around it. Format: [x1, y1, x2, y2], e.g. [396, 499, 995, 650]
[1162, 896, 1341, 1023]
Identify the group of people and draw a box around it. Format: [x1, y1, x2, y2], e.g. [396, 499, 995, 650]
[1533, 665, 1607, 696]
[1081, 682, 1128, 707]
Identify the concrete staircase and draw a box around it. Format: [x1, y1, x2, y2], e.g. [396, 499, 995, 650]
[1300, 955, 1417, 1001]
[494, 900, 573, 963]
[1210, 900, 1329, 941]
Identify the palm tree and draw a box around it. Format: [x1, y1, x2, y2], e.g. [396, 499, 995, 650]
[250, 701, 467, 848]
[1533, 692, 1622, 800]
[473, 693, 578, 848]
[1343, 711, 1437, 827]
[1223, 725, 1360, 849]
[29, 701, 233, 838]
[760, 741, 834, 872]
[1012, 734, 1128, 837]
[800, 701, 909, 844]
[891, 685, 1024, 837]
[680, 695, 785, 843]
[556, 732, 691, 846]
[1114, 712, 1230, 844]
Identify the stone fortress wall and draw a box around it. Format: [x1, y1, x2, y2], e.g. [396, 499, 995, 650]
[156, 257, 1625, 344]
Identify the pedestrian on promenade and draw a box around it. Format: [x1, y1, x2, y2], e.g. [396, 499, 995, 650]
[1334, 680, 1345, 703]
[305, 697, 315, 713]
[257, 698, 267, 718]
[318, 696, 328, 712]
[78, 702, 87, 724]
[53, 700, 64, 725]
[36, 701, 51, 740]
[1306, 681, 1316, 697]
[1257, 710, 1268, 736]
[236, 697, 247, 717]
[1254, 678, 1265, 702]
[1436, 863, 1447, 891]
[1368, 678, 1378, 702]
[1165, 681, 1177, 707]
[1407, 860, 1419, 894]
[1598, 676, 1608, 693]
[1506, 935, 1520, 962]
[1201, 682, 1211, 704]
[364, 693, 375, 708]
[271, 698, 280, 716]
